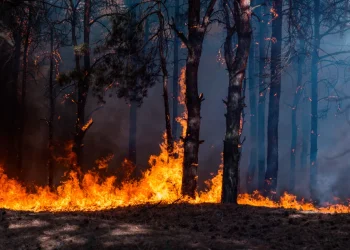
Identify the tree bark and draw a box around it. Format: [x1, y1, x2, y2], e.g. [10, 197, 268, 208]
[172, 0, 180, 141]
[179, 0, 217, 198]
[72, 0, 91, 169]
[310, 0, 320, 200]
[289, 38, 305, 192]
[47, 27, 55, 189]
[264, 0, 282, 197]
[222, 0, 252, 204]
[8, 23, 22, 172]
[128, 101, 137, 164]
[17, 10, 32, 179]
[158, 7, 173, 153]
[246, 10, 258, 192]
[257, 1, 267, 191]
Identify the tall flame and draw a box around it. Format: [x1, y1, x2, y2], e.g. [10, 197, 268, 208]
[0, 67, 349, 214]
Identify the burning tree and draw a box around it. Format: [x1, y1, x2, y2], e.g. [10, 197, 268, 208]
[171, 0, 217, 198]
[221, 0, 252, 203]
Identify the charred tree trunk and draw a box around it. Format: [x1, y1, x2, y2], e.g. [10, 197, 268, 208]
[72, 0, 92, 169]
[257, 2, 267, 191]
[246, 15, 258, 192]
[177, 0, 216, 198]
[69, 0, 81, 170]
[310, 0, 320, 200]
[158, 8, 173, 153]
[172, 0, 180, 141]
[8, 25, 22, 171]
[289, 38, 305, 192]
[128, 101, 137, 164]
[17, 11, 32, 179]
[264, 0, 282, 196]
[300, 95, 309, 170]
[222, 0, 252, 204]
[47, 27, 55, 189]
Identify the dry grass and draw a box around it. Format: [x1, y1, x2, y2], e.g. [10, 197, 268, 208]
[1, 203, 350, 249]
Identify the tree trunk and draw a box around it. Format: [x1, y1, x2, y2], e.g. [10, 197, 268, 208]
[180, 0, 216, 197]
[172, 0, 180, 141]
[264, 0, 282, 197]
[17, 11, 32, 179]
[47, 27, 55, 189]
[310, 0, 320, 200]
[8, 25, 21, 172]
[300, 97, 309, 170]
[289, 38, 305, 192]
[222, 0, 252, 204]
[257, 2, 267, 191]
[128, 101, 137, 164]
[158, 8, 173, 153]
[246, 17, 258, 192]
[182, 51, 201, 197]
[72, 0, 91, 169]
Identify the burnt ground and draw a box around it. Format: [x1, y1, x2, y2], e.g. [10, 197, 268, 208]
[0, 203, 350, 250]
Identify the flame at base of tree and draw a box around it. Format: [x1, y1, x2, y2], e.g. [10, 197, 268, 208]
[1, 65, 350, 214]
[0, 142, 350, 213]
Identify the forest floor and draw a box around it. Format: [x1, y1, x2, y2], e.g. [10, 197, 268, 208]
[0, 203, 349, 250]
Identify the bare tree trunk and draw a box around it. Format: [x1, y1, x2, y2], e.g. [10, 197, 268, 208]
[257, 1, 267, 191]
[222, 0, 252, 204]
[72, 0, 92, 169]
[69, 0, 81, 171]
[246, 12, 258, 192]
[310, 0, 320, 200]
[47, 27, 55, 189]
[179, 0, 216, 197]
[172, 0, 180, 141]
[17, 11, 32, 180]
[8, 25, 22, 171]
[300, 97, 309, 170]
[158, 7, 173, 153]
[264, 0, 282, 197]
[289, 38, 305, 192]
[128, 101, 137, 164]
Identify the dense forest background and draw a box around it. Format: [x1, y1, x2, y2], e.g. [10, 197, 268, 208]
[1, 0, 350, 203]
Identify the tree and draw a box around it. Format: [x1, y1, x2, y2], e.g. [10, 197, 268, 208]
[157, 2, 174, 154]
[257, 0, 267, 191]
[264, 0, 282, 196]
[287, 0, 311, 192]
[71, 0, 93, 170]
[246, 0, 258, 192]
[221, 0, 252, 203]
[172, 0, 180, 141]
[17, 4, 36, 178]
[171, 0, 217, 198]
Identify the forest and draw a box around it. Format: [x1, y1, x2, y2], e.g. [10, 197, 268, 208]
[1, 0, 350, 249]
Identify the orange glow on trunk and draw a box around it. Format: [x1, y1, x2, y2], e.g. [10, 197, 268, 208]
[0, 67, 349, 213]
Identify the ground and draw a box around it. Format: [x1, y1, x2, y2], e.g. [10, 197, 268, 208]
[0, 203, 349, 250]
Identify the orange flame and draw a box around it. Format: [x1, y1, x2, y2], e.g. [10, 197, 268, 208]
[0, 67, 349, 214]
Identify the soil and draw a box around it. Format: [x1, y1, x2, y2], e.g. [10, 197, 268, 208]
[0, 203, 349, 250]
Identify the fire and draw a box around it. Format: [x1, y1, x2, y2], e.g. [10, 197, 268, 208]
[82, 118, 93, 131]
[0, 67, 350, 214]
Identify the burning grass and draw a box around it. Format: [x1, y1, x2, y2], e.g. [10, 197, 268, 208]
[0, 65, 350, 213]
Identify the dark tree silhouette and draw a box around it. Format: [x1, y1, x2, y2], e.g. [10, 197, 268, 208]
[264, 0, 282, 196]
[222, 0, 252, 204]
